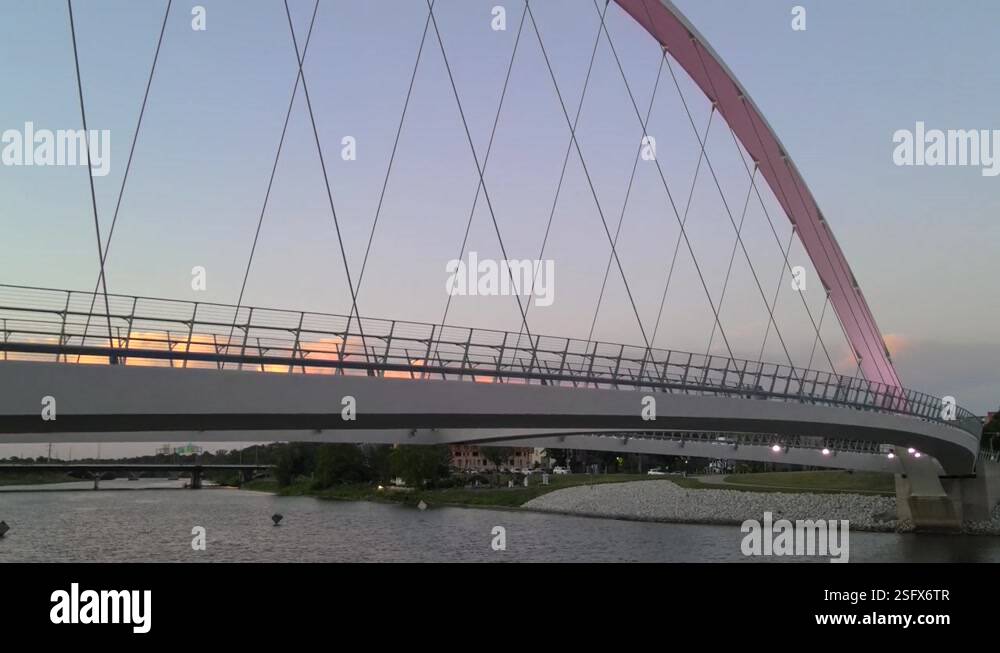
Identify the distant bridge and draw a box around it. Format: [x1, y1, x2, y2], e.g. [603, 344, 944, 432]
[0, 463, 274, 489]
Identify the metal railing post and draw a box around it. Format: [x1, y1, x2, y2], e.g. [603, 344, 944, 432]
[59, 290, 71, 363]
[289, 312, 304, 374]
[238, 307, 253, 371]
[183, 303, 198, 369]
[681, 352, 693, 388]
[496, 331, 508, 383]
[459, 328, 473, 380]
[611, 344, 625, 389]
[421, 324, 436, 380]
[382, 321, 396, 377]
[556, 337, 570, 383]
[166, 330, 175, 368]
[585, 341, 599, 388]
[121, 296, 138, 365]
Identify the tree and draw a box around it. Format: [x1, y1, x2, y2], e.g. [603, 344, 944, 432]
[984, 413, 1000, 451]
[363, 444, 393, 484]
[314, 444, 368, 488]
[273, 444, 316, 487]
[480, 446, 514, 486]
[480, 446, 513, 471]
[389, 445, 451, 488]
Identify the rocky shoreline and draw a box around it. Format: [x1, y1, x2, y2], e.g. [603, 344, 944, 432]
[522, 480, 1000, 535]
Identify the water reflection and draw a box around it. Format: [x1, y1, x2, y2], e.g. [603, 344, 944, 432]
[0, 484, 997, 562]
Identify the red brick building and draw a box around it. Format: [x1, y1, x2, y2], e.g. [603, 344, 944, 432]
[449, 445, 540, 472]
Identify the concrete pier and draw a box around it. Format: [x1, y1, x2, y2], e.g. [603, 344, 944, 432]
[897, 459, 1000, 530]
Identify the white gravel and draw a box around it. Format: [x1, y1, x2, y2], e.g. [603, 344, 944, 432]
[523, 480, 900, 532]
[524, 480, 1000, 534]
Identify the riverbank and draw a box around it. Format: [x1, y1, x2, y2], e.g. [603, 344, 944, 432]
[524, 479, 900, 532]
[245, 470, 1000, 535]
[242, 473, 661, 508]
[0, 471, 76, 487]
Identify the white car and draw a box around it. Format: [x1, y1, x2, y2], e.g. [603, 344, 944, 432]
[647, 468, 668, 476]
[552, 466, 571, 475]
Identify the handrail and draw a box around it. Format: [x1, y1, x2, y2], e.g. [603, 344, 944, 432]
[0, 283, 982, 442]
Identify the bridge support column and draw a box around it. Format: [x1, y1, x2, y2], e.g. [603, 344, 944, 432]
[190, 469, 202, 490]
[894, 452, 960, 531]
[943, 460, 1000, 523]
[92, 474, 99, 491]
[895, 459, 1000, 531]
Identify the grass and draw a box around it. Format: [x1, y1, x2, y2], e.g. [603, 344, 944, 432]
[245, 473, 667, 508]
[718, 470, 894, 496]
[242, 469, 897, 509]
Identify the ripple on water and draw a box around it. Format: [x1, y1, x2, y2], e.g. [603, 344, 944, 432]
[0, 486, 998, 562]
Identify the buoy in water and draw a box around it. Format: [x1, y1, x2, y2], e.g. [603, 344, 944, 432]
[271, 513, 283, 526]
[0, 521, 9, 537]
[417, 500, 427, 511]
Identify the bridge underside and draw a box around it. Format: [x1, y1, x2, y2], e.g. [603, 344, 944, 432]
[0, 362, 977, 475]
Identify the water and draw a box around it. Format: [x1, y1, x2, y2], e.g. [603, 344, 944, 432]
[1, 482, 998, 562]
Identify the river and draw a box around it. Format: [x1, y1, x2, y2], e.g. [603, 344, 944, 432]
[1, 481, 998, 562]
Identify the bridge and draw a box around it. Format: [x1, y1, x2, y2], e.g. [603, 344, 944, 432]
[0, 463, 274, 489]
[0, 0, 991, 529]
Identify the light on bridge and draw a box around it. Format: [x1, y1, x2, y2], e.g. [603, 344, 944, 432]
[771, 444, 782, 453]
[821, 448, 831, 456]
[887, 452, 895, 459]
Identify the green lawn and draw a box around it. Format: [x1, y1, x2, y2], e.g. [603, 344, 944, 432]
[245, 473, 666, 508]
[242, 469, 896, 508]
[718, 470, 894, 495]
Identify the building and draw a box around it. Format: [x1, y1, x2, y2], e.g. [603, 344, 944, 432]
[449, 445, 545, 472]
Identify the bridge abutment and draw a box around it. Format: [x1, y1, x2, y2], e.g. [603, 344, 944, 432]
[896, 460, 1000, 531]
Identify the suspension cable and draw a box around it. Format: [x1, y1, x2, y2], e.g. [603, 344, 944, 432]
[77, 0, 172, 363]
[350, 1, 438, 329]
[512, 0, 612, 351]
[426, 0, 533, 343]
[649, 107, 714, 346]
[586, 47, 667, 345]
[525, 0, 651, 350]
[67, 0, 116, 363]
[675, 3, 869, 377]
[435, 1, 526, 349]
[704, 167, 758, 358]
[283, 0, 371, 364]
[655, 0, 846, 375]
[227, 0, 319, 364]
[628, 17, 797, 372]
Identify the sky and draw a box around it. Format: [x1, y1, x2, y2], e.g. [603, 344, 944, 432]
[1, 0, 997, 458]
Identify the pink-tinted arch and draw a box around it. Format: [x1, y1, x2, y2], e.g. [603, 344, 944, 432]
[614, 0, 901, 388]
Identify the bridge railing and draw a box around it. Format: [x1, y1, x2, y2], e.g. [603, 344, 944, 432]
[0, 284, 981, 441]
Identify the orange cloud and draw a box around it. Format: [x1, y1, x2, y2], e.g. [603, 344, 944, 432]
[882, 333, 912, 360]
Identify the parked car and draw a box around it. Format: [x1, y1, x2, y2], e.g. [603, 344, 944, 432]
[647, 468, 668, 476]
[552, 466, 571, 475]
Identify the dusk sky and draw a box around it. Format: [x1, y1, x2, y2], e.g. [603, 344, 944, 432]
[1, 0, 997, 458]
